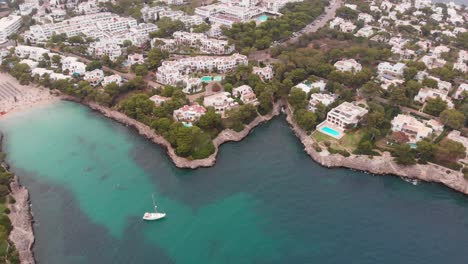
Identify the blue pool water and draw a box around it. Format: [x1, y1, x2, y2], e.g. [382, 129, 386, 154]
[257, 14, 269, 22]
[321, 126, 341, 138]
[213, 76, 222, 81]
[201, 76, 212, 82]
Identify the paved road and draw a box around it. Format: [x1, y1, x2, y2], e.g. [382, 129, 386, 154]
[249, 0, 343, 62]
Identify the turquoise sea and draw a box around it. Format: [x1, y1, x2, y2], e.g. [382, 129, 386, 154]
[1, 101, 468, 263]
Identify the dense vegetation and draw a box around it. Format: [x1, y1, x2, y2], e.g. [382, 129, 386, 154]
[0, 151, 20, 263]
[222, 0, 326, 53]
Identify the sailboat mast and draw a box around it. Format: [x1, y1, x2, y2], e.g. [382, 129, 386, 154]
[152, 194, 157, 213]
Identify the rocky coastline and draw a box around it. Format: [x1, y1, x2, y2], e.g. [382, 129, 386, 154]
[61, 96, 282, 169]
[282, 101, 468, 195]
[0, 134, 35, 264]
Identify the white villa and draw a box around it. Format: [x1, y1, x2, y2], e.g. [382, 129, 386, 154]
[414, 88, 454, 108]
[153, 31, 234, 55]
[127, 54, 145, 65]
[149, 94, 169, 106]
[0, 15, 22, 43]
[203, 92, 237, 116]
[325, 102, 368, 129]
[377, 62, 406, 80]
[102, 74, 122, 87]
[62, 57, 86, 76]
[334, 59, 362, 73]
[173, 104, 207, 122]
[308, 93, 336, 112]
[233, 85, 258, 105]
[252, 65, 274, 80]
[84, 69, 104, 86]
[391, 114, 433, 143]
[453, 83, 468, 100]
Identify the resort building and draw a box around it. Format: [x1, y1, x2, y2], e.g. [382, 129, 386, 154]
[203, 92, 237, 116]
[355, 26, 375, 38]
[173, 104, 207, 122]
[19, 59, 39, 70]
[62, 57, 86, 75]
[156, 54, 248, 92]
[252, 65, 274, 80]
[84, 69, 105, 86]
[88, 40, 123, 61]
[334, 59, 362, 73]
[149, 95, 169, 106]
[421, 54, 446, 69]
[325, 102, 368, 129]
[141, 6, 203, 27]
[308, 93, 337, 112]
[15, 45, 50, 61]
[32, 68, 71, 80]
[153, 31, 234, 55]
[232, 85, 258, 105]
[0, 15, 22, 43]
[377, 62, 406, 80]
[102, 74, 122, 87]
[391, 114, 433, 143]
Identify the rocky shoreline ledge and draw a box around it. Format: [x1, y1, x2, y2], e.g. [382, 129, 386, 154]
[0, 134, 35, 264]
[283, 101, 468, 195]
[61, 96, 282, 169]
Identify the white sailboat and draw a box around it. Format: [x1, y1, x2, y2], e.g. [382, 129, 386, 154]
[143, 194, 166, 221]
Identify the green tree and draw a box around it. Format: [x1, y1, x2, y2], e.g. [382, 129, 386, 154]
[436, 140, 466, 162]
[360, 81, 381, 98]
[403, 67, 418, 81]
[424, 97, 447, 116]
[439, 109, 464, 130]
[416, 139, 436, 162]
[146, 48, 169, 70]
[394, 144, 416, 165]
[288, 88, 307, 110]
[85, 60, 102, 71]
[134, 64, 148, 76]
[294, 109, 317, 132]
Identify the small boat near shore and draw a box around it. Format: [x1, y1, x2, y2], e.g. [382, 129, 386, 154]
[143, 194, 166, 221]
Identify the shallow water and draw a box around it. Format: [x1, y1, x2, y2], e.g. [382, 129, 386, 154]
[1, 101, 467, 264]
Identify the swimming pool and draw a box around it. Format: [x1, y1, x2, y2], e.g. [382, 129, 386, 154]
[201, 76, 212, 82]
[256, 14, 269, 22]
[320, 126, 341, 138]
[213, 76, 222, 81]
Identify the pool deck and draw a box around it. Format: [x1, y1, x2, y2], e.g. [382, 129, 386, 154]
[316, 121, 344, 139]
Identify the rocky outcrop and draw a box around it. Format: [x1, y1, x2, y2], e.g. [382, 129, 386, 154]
[283, 101, 468, 195]
[8, 177, 35, 264]
[0, 133, 35, 264]
[62, 96, 281, 169]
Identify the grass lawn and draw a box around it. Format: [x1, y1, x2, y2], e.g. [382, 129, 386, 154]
[311, 129, 365, 152]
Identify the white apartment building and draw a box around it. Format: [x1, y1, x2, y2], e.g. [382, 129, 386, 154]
[20, 59, 39, 70]
[391, 114, 433, 143]
[156, 54, 248, 88]
[76, 0, 101, 15]
[32, 68, 71, 80]
[232, 85, 258, 105]
[263, 0, 303, 12]
[308, 93, 337, 112]
[421, 55, 446, 69]
[88, 40, 123, 61]
[24, 12, 142, 43]
[160, 0, 185, 5]
[252, 65, 274, 80]
[173, 104, 207, 122]
[62, 57, 86, 76]
[15, 45, 50, 61]
[153, 31, 234, 55]
[377, 62, 406, 80]
[102, 74, 122, 87]
[326, 102, 368, 129]
[141, 6, 203, 27]
[334, 59, 362, 73]
[0, 15, 22, 43]
[84, 69, 105, 86]
[414, 88, 454, 108]
[203, 92, 237, 116]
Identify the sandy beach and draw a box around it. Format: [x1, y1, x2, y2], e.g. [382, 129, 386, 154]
[0, 72, 59, 117]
